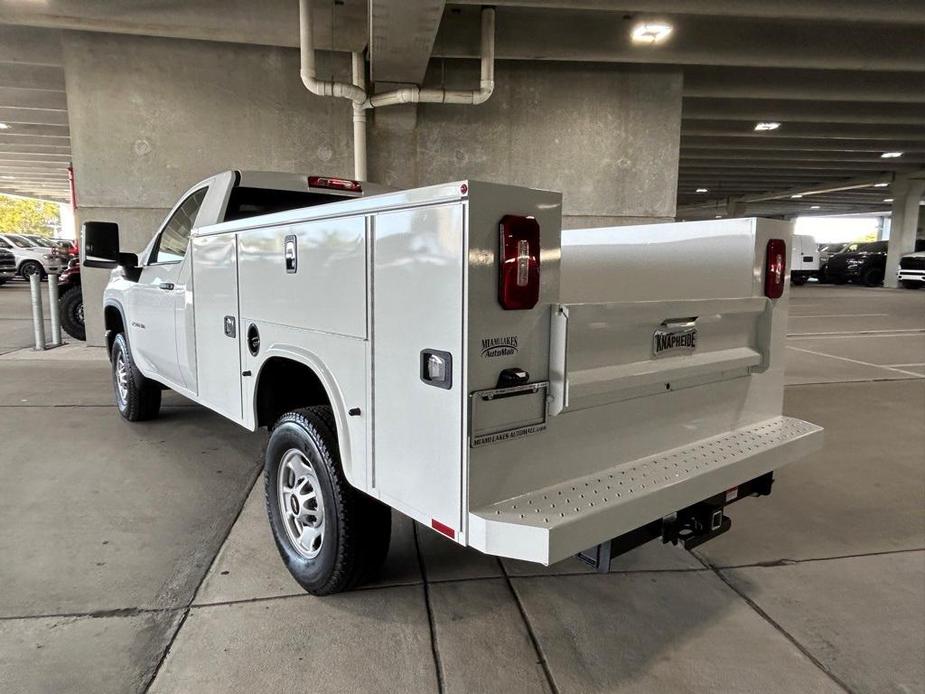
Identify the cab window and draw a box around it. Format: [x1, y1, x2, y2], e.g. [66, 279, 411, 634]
[150, 188, 208, 264]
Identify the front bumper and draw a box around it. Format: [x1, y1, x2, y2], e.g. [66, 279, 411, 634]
[898, 269, 925, 283]
[468, 416, 823, 564]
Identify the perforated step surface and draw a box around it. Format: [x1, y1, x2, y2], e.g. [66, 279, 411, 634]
[473, 416, 821, 530]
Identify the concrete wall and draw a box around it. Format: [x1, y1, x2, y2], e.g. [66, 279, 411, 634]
[63, 31, 682, 346]
[371, 61, 682, 228]
[63, 32, 354, 345]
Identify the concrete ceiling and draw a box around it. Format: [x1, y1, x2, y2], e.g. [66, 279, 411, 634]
[1, 0, 923, 215]
[0, 25, 70, 203]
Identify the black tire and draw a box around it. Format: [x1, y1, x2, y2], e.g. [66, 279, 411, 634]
[59, 286, 85, 341]
[0, 279, 6, 286]
[790, 275, 807, 286]
[111, 333, 161, 421]
[860, 267, 884, 287]
[265, 406, 391, 595]
[19, 261, 44, 280]
[900, 280, 922, 290]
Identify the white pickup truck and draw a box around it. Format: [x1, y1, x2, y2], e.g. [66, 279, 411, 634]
[83, 171, 823, 595]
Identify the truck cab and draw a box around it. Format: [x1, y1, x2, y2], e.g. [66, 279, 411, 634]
[84, 175, 823, 595]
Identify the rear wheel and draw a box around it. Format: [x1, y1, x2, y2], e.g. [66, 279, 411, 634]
[790, 275, 807, 286]
[265, 406, 391, 595]
[19, 261, 43, 280]
[60, 286, 85, 340]
[111, 333, 161, 421]
[901, 280, 922, 290]
[860, 267, 884, 287]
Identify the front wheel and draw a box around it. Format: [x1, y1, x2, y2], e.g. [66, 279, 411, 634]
[19, 261, 44, 280]
[111, 333, 161, 421]
[59, 286, 85, 340]
[265, 406, 391, 595]
[860, 267, 884, 287]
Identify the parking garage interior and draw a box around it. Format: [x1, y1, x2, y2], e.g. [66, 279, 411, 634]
[0, 2, 923, 693]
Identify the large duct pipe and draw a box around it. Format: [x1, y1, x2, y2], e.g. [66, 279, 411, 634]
[298, 0, 495, 111]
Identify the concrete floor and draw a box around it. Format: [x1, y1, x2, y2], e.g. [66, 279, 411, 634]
[0, 280, 922, 693]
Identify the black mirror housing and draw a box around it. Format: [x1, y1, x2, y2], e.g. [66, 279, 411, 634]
[82, 221, 120, 268]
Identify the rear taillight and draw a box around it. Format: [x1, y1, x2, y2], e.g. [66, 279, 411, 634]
[765, 238, 786, 299]
[307, 175, 362, 193]
[498, 215, 540, 310]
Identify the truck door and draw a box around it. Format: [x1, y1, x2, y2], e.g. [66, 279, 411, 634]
[131, 187, 208, 388]
[191, 232, 243, 423]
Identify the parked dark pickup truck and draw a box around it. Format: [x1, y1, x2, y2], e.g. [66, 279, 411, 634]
[822, 239, 925, 287]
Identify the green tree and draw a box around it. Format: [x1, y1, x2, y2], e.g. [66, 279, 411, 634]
[0, 194, 60, 236]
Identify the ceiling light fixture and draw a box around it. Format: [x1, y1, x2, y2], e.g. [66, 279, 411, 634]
[0, 122, 11, 130]
[754, 122, 781, 132]
[695, 187, 709, 193]
[873, 182, 889, 188]
[714, 215, 723, 219]
[790, 194, 803, 199]
[880, 152, 903, 158]
[631, 21, 673, 45]
[810, 205, 821, 209]
[883, 198, 894, 203]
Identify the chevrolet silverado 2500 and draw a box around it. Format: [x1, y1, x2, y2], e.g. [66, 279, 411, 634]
[83, 171, 823, 595]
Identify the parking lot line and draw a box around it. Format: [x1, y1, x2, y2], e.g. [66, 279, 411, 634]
[786, 345, 924, 379]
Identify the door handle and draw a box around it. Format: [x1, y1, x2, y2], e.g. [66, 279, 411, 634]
[159, 282, 175, 291]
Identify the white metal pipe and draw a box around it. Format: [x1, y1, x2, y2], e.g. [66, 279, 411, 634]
[299, 1, 495, 110]
[351, 52, 368, 181]
[299, 0, 366, 105]
[365, 7, 495, 108]
[29, 272, 45, 351]
[47, 273, 62, 346]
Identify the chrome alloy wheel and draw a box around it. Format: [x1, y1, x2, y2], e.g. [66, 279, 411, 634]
[278, 448, 325, 559]
[115, 351, 129, 404]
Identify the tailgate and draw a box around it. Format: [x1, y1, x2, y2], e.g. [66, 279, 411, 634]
[549, 297, 772, 415]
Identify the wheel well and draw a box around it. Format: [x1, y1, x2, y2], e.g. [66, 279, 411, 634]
[255, 357, 332, 429]
[103, 305, 125, 354]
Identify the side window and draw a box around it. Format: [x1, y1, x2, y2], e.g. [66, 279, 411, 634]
[151, 188, 208, 264]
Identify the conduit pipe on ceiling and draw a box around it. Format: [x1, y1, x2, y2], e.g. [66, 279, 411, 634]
[299, 0, 496, 178]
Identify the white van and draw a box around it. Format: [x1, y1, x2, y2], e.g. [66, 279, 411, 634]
[790, 234, 819, 285]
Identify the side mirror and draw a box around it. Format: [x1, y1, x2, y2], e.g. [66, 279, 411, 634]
[82, 221, 120, 269]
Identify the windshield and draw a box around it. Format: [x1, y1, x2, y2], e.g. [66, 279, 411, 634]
[0, 238, 11, 249]
[26, 235, 53, 247]
[6, 234, 37, 249]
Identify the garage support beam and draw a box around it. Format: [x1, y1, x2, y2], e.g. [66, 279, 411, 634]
[884, 173, 925, 288]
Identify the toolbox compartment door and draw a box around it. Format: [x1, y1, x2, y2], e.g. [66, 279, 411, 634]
[191, 233, 243, 422]
[372, 203, 466, 536]
[549, 297, 770, 415]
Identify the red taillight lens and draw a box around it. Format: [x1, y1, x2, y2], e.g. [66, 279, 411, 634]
[765, 238, 786, 299]
[498, 215, 540, 310]
[307, 175, 362, 193]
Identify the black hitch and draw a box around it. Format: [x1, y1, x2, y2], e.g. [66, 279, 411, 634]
[575, 472, 774, 572]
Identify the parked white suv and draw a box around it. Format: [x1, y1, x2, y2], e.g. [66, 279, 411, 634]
[898, 251, 925, 289]
[0, 233, 66, 279]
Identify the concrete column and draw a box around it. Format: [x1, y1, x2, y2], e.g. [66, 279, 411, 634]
[884, 175, 925, 288]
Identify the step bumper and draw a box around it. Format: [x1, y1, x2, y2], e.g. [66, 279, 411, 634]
[468, 416, 823, 564]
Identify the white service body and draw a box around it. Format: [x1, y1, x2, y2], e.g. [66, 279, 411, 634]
[789, 234, 819, 284]
[101, 175, 822, 565]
